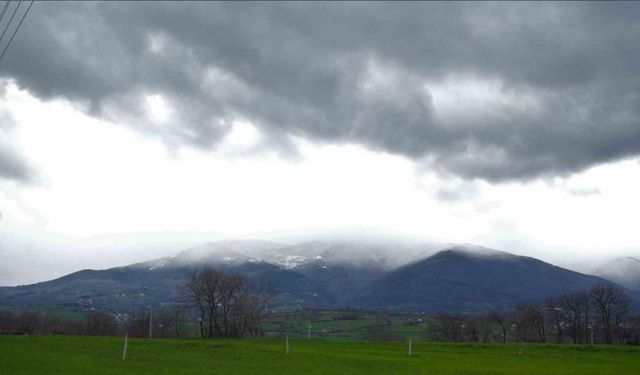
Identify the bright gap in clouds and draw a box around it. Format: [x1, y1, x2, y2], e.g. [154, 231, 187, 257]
[1, 82, 640, 285]
[3, 83, 453, 239]
[145, 94, 172, 123]
[427, 75, 543, 125]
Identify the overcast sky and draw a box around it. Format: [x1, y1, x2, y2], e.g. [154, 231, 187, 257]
[1, 2, 639, 285]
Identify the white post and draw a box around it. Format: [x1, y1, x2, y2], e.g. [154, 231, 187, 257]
[407, 337, 412, 356]
[308, 325, 311, 339]
[285, 335, 289, 354]
[122, 332, 128, 360]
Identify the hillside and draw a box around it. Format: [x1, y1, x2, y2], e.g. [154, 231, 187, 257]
[355, 245, 612, 313]
[0, 240, 432, 313]
[0, 241, 631, 314]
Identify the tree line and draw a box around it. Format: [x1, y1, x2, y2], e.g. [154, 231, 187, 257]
[0, 306, 189, 337]
[1, 275, 638, 345]
[0, 267, 271, 339]
[427, 282, 640, 345]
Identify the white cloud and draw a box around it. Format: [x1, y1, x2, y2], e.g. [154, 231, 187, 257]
[145, 94, 172, 123]
[1, 83, 639, 284]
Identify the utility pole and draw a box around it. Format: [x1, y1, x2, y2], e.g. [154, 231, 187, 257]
[148, 306, 153, 339]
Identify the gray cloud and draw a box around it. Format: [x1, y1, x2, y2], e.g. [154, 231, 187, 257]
[0, 146, 32, 182]
[2, 2, 640, 182]
[436, 182, 479, 203]
[0, 106, 33, 183]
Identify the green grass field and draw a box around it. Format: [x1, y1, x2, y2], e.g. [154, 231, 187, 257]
[262, 310, 430, 340]
[1, 336, 639, 374]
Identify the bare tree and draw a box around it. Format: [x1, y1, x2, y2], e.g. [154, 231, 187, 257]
[462, 315, 481, 342]
[1, 309, 87, 336]
[182, 268, 224, 338]
[513, 304, 545, 343]
[16, 310, 41, 335]
[0, 310, 14, 335]
[237, 281, 273, 337]
[86, 311, 117, 336]
[362, 312, 400, 341]
[590, 283, 631, 344]
[559, 291, 590, 344]
[127, 311, 150, 337]
[486, 309, 509, 343]
[430, 312, 465, 342]
[170, 304, 188, 337]
[624, 312, 640, 345]
[218, 273, 246, 337]
[473, 314, 495, 343]
[152, 305, 188, 338]
[544, 297, 566, 343]
[183, 271, 206, 337]
[182, 267, 267, 338]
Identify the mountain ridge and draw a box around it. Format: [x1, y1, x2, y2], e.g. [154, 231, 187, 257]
[355, 245, 612, 312]
[0, 240, 634, 314]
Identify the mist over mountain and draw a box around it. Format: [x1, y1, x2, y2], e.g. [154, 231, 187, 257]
[356, 245, 612, 312]
[1, 2, 640, 341]
[592, 257, 640, 291]
[1, 239, 634, 314]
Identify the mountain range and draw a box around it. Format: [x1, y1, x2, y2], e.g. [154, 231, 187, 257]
[0, 240, 637, 314]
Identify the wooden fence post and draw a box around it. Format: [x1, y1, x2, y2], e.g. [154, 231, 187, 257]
[122, 331, 128, 360]
[285, 335, 289, 354]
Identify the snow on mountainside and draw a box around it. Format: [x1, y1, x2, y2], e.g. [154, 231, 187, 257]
[137, 239, 442, 272]
[1, 240, 634, 314]
[132, 240, 284, 270]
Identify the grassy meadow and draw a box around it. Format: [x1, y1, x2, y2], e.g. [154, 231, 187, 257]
[262, 310, 429, 340]
[1, 335, 639, 375]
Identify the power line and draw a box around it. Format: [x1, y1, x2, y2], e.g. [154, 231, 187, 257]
[0, 0, 32, 65]
[0, 2, 12, 26]
[0, 1, 20, 45]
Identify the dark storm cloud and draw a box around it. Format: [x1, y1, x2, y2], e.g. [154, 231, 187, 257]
[2, 2, 640, 182]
